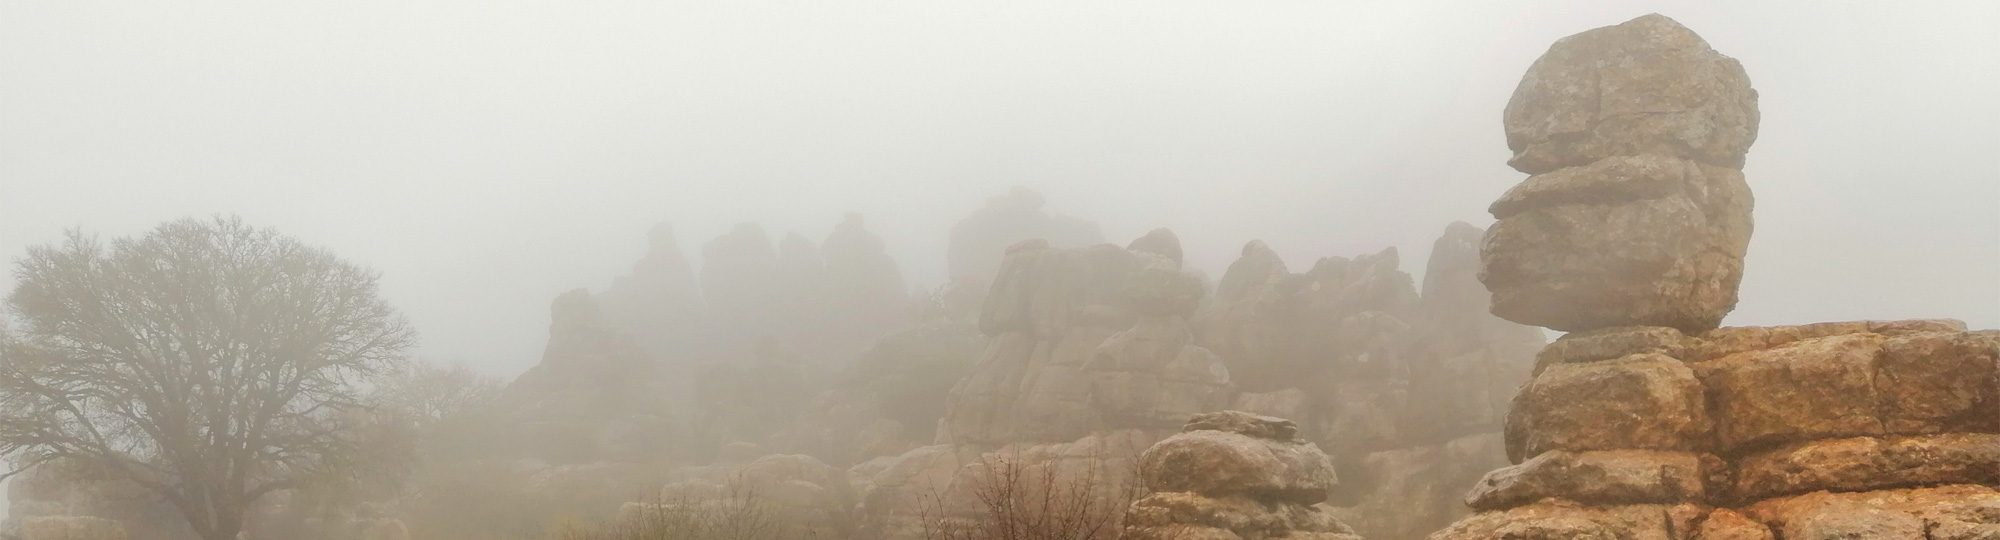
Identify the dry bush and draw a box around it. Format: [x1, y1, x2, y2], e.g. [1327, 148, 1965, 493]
[548, 482, 788, 540]
[916, 451, 1138, 540]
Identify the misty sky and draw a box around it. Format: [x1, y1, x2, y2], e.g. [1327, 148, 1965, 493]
[3, 0, 1996, 376]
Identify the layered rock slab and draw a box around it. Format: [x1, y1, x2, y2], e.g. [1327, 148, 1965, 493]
[1434, 321, 2000, 540]
[1125, 411, 1361, 540]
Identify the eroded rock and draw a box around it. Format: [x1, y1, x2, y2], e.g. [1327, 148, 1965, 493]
[1505, 354, 1710, 461]
[1125, 412, 1359, 540]
[1464, 450, 1721, 510]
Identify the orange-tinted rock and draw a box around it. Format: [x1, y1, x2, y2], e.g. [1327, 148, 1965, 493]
[1506, 354, 1710, 461]
[1740, 485, 2000, 540]
[1729, 433, 2000, 502]
[1425, 500, 1705, 540]
[1695, 509, 1772, 540]
[1694, 333, 1886, 451]
[1465, 450, 1722, 510]
[1875, 331, 2000, 434]
[1532, 326, 1688, 375]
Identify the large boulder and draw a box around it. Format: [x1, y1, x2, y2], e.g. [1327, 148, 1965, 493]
[1125, 412, 1359, 540]
[1502, 13, 1759, 175]
[1139, 412, 1336, 504]
[1481, 12, 1759, 334]
[1505, 354, 1711, 461]
[1693, 333, 1888, 451]
[1480, 154, 1753, 333]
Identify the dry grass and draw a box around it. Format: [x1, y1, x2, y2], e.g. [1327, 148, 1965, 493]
[548, 482, 790, 540]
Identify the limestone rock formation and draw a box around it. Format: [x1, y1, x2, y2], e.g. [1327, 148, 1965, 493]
[947, 236, 1231, 445]
[776, 318, 987, 466]
[1436, 15, 2000, 540]
[1481, 13, 1759, 334]
[1431, 320, 2000, 540]
[504, 290, 675, 463]
[1193, 224, 1545, 540]
[853, 230, 1228, 539]
[1124, 411, 1361, 540]
[946, 187, 1105, 288]
[597, 223, 706, 361]
[701, 223, 789, 344]
[822, 213, 911, 336]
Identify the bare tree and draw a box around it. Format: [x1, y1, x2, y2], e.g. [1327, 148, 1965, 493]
[0, 216, 415, 540]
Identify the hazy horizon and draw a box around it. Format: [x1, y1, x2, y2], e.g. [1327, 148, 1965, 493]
[5, 0, 1996, 377]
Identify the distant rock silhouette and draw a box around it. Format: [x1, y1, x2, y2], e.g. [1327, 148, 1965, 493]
[946, 187, 1104, 288]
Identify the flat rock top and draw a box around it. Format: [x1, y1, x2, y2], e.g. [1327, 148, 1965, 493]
[1183, 410, 1302, 442]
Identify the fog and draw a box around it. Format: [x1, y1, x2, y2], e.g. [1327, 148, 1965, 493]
[3, 0, 1996, 377]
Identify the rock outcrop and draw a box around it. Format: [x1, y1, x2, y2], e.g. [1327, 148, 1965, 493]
[1191, 224, 1544, 540]
[597, 223, 706, 363]
[1433, 13, 2000, 540]
[1480, 13, 1758, 334]
[701, 223, 790, 346]
[853, 230, 1229, 539]
[1123, 411, 1361, 540]
[1435, 321, 2000, 540]
[504, 290, 676, 463]
[946, 236, 1230, 445]
[776, 318, 987, 466]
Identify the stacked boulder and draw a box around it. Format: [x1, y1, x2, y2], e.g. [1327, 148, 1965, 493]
[1433, 12, 2000, 540]
[1479, 13, 1757, 335]
[1124, 411, 1361, 540]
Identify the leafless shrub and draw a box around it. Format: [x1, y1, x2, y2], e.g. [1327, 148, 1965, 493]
[916, 450, 1137, 540]
[550, 480, 787, 540]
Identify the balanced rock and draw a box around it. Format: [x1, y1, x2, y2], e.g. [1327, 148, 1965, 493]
[1502, 13, 1759, 175]
[1481, 13, 1759, 334]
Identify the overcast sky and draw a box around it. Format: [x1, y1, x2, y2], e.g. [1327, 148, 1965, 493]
[3, 0, 1995, 377]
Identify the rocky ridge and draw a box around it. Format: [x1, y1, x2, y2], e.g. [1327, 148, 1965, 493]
[1431, 12, 2000, 540]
